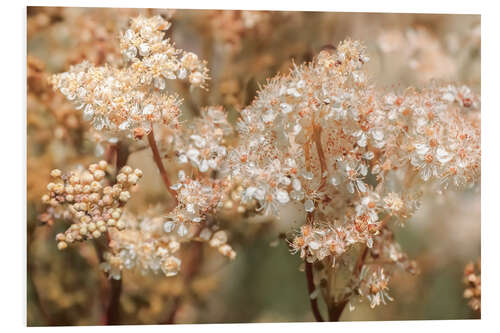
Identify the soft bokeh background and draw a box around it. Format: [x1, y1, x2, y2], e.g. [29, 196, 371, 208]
[27, 7, 480, 325]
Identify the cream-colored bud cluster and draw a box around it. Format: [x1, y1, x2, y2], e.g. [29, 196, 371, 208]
[41, 161, 142, 250]
[206, 230, 236, 260]
[220, 178, 248, 216]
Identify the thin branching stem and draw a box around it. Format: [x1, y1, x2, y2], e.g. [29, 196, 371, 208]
[304, 211, 324, 322]
[327, 242, 371, 322]
[164, 241, 203, 324]
[327, 299, 348, 321]
[305, 260, 324, 322]
[94, 142, 131, 325]
[106, 278, 122, 325]
[312, 123, 328, 192]
[147, 128, 178, 206]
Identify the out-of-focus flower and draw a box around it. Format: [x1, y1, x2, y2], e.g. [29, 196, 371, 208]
[463, 259, 481, 312]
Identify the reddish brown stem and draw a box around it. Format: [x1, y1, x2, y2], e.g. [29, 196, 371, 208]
[95, 142, 130, 325]
[94, 235, 122, 325]
[106, 279, 122, 325]
[115, 141, 130, 171]
[164, 242, 203, 324]
[165, 297, 182, 324]
[327, 299, 348, 321]
[325, 244, 369, 322]
[304, 212, 324, 322]
[305, 261, 324, 322]
[104, 144, 117, 166]
[355, 245, 369, 277]
[147, 129, 178, 206]
[104, 142, 130, 171]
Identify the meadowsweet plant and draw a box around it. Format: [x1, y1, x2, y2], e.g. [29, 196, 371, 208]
[35, 12, 481, 324]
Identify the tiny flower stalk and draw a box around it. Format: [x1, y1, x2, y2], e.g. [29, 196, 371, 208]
[312, 124, 328, 192]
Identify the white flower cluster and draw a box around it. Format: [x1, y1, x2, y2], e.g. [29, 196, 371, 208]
[165, 170, 228, 232]
[102, 209, 182, 279]
[225, 39, 479, 309]
[163, 171, 237, 261]
[49, 61, 182, 137]
[173, 106, 233, 173]
[226, 40, 378, 218]
[101, 203, 237, 280]
[49, 16, 209, 138]
[339, 228, 415, 311]
[228, 38, 480, 240]
[377, 84, 480, 190]
[120, 16, 209, 89]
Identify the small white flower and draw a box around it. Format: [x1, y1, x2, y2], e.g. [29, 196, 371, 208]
[276, 189, 290, 204]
